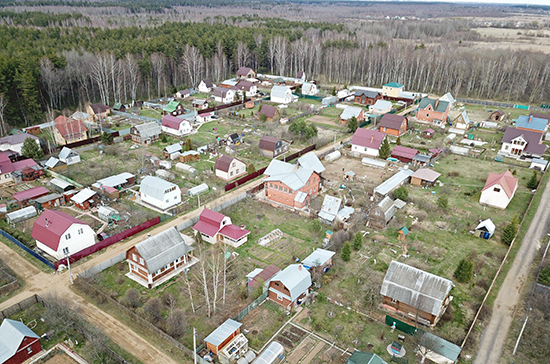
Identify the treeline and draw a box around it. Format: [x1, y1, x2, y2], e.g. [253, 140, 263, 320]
[0, 11, 89, 27]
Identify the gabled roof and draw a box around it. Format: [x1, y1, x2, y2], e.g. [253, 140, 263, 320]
[45, 157, 63, 169]
[297, 71, 304, 79]
[133, 122, 161, 139]
[302, 248, 335, 268]
[259, 136, 280, 151]
[340, 106, 363, 120]
[297, 152, 325, 174]
[347, 350, 387, 364]
[0, 132, 38, 146]
[440, 92, 456, 104]
[411, 168, 441, 183]
[71, 111, 90, 121]
[264, 153, 324, 191]
[193, 98, 208, 105]
[458, 111, 471, 124]
[318, 195, 342, 222]
[134, 227, 194, 274]
[516, 115, 548, 132]
[481, 170, 518, 199]
[214, 87, 232, 98]
[371, 100, 392, 110]
[204, 319, 242, 347]
[59, 147, 77, 160]
[50, 177, 73, 190]
[164, 100, 182, 113]
[193, 208, 226, 237]
[55, 116, 87, 139]
[271, 85, 291, 99]
[249, 264, 280, 289]
[270, 264, 312, 301]
[200, 79, 214, 88]
[162, 115, 185, 130]
[236, 80, 255, 91]
[374, 168, 414, 196]
[258, 105, 278, 119]
[391, 145, 418, 159]
[219, 224, 250, 240]
[475, 219, 495, 235]
[215, 154, 237, 172]
[95, 172, 135, 188]
[380, 261, 455, 317]
[140, 176, 178, 201]
[501, 127, 546, 155]
[70, 188, 97, 204]
[0, 153, 14, 174]
[31, 209, 87, 250]
[236, 67, 253, 76]
[375, 195, 397, 223]
[380, 114, 406, 130]
[351, 128, 385, 149]
[354, 89, 380, 99]
[302, 82, 316, 94]
[529, 112, 550, 122]
[89, 103, 110, 114]
[0, 319, 40, 363]
[13, 186, 49, 202]
[12, 158, 37, 172]
[164, 143, 182, 154]
[418, 98, 449, 113]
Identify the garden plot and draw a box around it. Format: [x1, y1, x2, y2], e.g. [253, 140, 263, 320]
[239, 301, 287, 350]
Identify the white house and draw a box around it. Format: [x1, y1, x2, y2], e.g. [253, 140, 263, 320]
[369, 100, 393, 115]
[192, 208, 250, 247]
[31, 209, 96, 259]
[301, 82, 319, 96]
[161, 115, 192, 136]
[499, 127, 546, 159]
[58, 147, 80, 165]
[215, 155, 247, 181]
[0, 133, 40, 156]
[198, 79, 215, 93]
[214, 87, 236, 104]
[439, 92, 456, 108]
[479, 170, 518, 209]
[271, 85, 293, 104]
[296, 71, 306, 83]
[175, 90, 191, 99]
[140, 176, 181, 211]
[235, 81, 257, 97]
[351, 128, 386, 157]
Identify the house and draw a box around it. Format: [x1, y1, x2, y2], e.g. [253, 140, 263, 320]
[382, 82, 404, 98]
[31, 209, 96, 259]
[367, 196, 397, 230]
[44, 157, 66, 172]
[131, 122, 162, 145]
[351, 128, 385, 157]
[50, 178, 74, 193]
[204, 319, 242, 356]
[416, 98, 450, 125]
[475, 219, 495, 239]
[228, 133, 241, 145]
[198, 79, 214, 93]
[479, 170, 518, 209]
[296, 71, 306, 83]
[346, 350, 387, 364]
[54, 116, 88, 145]
[268, 264, 311, 309]
[70, 111, 93, 125]
[439, 92, 456, 108]
[318, 195, 342, 224]
[0, 318, 41, 364]
[70, 188, 97, 210]
[423, 128, 435, 139]
[247, 264, 280, 294]
[322, 96, 338, 106]
[179, 150, 200, 163]
[192, 208, 250, 247]
[499, 127, 546, 159]
[391, 145, 418, 164]
[161, 115, 192, 137]
[529, 112, 550, 124]
[86, 103, 110, 121]
[258, 105, 280, 122]
[215, 155, 247, 181]
[410, 168, 441, 187]
[221, 79, 238, 88]
[515, 115, 548, 134]
[139, 176, 181, 210]
[0, 133, 40, 156]
[214, 87, 236, 104]
[236, 67, 256, 80]
[340, 106, 364, 124]
[235, 81, 257, 96]
[301, 82, 319, 96]
[380, 261, 455, 327]
[369, 100, 392, 115]
[270, 85, 293, 104]
[32, 193, 64, 210]
[163, 143, 182, 159]
[92, 172, 135, 190]
[302, 248, 335, 272]
[13, 187, 50, 207]
[164, 100, 185, 116]
[58, 147, 80, 165]
[112, 102, 126, 112]
[192, 98, 209, 110]
[379, 114, 408, 136]
[175, 90, 191, 99]
[263, 152, 325, 209]
[259, 136, 289, 158]
[126, 227, 195, 288]
[354, 90, 382, 106]
[530, 158, 548, 171]
[489, 109, 505, 122]
[452, 111, 472, 128]
[374, 168, 414, 196]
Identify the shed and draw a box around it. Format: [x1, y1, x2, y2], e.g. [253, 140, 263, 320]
[411, 169, 441, 186]
[179, 150, 201, 163]
[362, 157, 387, 169]
[530, 158, 548, 171]
[45, 157, 67, 172]
[70, 188, 97, 210]
[50, 178, 74, 193]
[397, 226, 409, 241]
[188, 183, 209, 196]
[204, 319, 242, 355]
[475, 219, 495, 239]
[98, 206, 119, 222]
[391, 146, 418, 164]
[6, 206, 37, 224]
[318, 195, 342, 223]
[423, 128, 435, 138]
[302, 248, 335, 271]
[344, 170, 355, 181]
[32, 193, 64, 210]
[374, 169, 414, 196]
[13, 187, 50, 207]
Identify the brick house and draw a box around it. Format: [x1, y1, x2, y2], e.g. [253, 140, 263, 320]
[354, 90, 382, 106]
[416, 98, 450, 125]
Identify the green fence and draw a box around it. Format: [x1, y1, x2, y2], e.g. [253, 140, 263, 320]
[385, 315, 418, 335]
[542, 104, 550, 109]
[233, 291, 268, 322]
[513, 104, 529, 110]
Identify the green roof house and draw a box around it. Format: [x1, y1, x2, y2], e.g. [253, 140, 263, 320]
[382, 82, 404, 98]
[164, 100, 184, 116]
[417, 97, 450, 125]
[346, 351, 387, 364]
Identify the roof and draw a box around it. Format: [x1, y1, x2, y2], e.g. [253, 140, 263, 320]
[340, 106, 363, 120]
[13, 186, 49, 201]
[529, 112, 550, 122]
[249, 264, 281, 289]
[236, 67, 253, 76]
[418, 98, 449, 113]
[302, 82, 316, 94]
[204, 319, 242, 347]
[318, 195, 342, 222]
[380, 114, 406, 130]
[236, 80, 255, 91]
[441, 92, 455, 103]
[95, 172, 135, 188]
[302, 249, 335, 268]
[12, 158, 37, 172]
[391, 145, 418, 159]
[215, 154, 236, 172]
[411, 168, 441, 183]
[458, 110, 471, 124]
[475, 219, 495, 235]
[0, 153, 14, 174]
[270, 264, 312, 301]
[0, 319, 40, 363]
[375, 195, 397, 223]
[351, 128, 385, 149]
[193, 98, 207, 105]
[531, 158, 548, 166]
[193, 208, 226, 237]
[482, 170, 518, 199]
[162, 115, 185, 130]
[133, 122, 161, 139]
[45, 157, 62, 169]
[516, 115, 548, 132]
[70, 188, 97, 204]
[0, 132, 38, 146]
[247, 268, 263, 279]
[424, 128, 435, 134]
[354, 89, 380, 99]
[140, 176, 178, 201]
[383, 82, 403, 88]
[219, 224, 250, 240]
[371, 100, 392, 110]
[71, 111, 90, 120]
[501, 127, 546, 155]
[420, 331, 461, 363]
[347, 350, 387, 364]
[271, 85, 291, 99]
[214, 87, 231, 98]
[89, 103, 110, 114]
[33, 193, 63, 204]
[374, 168, 414, 196]
[297, 152, 325, 173]
[134, 227, 194, 274]
[58, 147, 77, 160]
[55, 116, 87, 139]
[50, 178, 73, 190]
[264, 152, 324, 191]
[164, 143, 182, 154]
[31, 209, 86, 250]
[338, 206, 354, 220]
[297, 71, 304, 78]
[380, 261, 455, 317]
[259, 136, 280, 151]
[201, 79, 214, 88]
[258, 105, 279, 119]
[398, 226, 409, 235]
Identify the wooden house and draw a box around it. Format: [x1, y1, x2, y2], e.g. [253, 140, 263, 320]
[70, 188, 97, 210]
[112, 102, 126, 112]
[379, 114, 408, 136]
[164, 100, 185, 116]
[163, 143, 182, 159]
[131, 122, 162, 145]
[236, 67, 256, 80]
[391, 146, 418, 164]
[258, 105, 280, 122]
[204, 319, 242, 355]
[489, 109, 505, 122]
[410, 168, 441, 187]
[259, 136, 289, 158]
[45, 157, 67, 172]
[87, 103, 110, 121]
[179, 150, 200, 163]
[340, 106, 364, 125]
[367, 196, 397, 230]
[54, 115, 88, 145]
[215, 155, 247, 181]
[0, 319, 41, 364]
[268, 264, 311, 309]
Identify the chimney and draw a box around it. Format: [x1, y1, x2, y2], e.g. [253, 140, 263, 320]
[529, 116, 533, 123]
[240, 225, 244, 230]
[371, 135, 374, 143]
[435, 99, 439, 108]
[45, 219, 50, 227]
[298, 265, 302, 271]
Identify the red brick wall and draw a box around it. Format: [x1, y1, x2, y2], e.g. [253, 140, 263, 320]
[265, 172, 319, 208]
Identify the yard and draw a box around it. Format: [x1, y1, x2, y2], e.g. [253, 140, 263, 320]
[139, 108, 163, 120]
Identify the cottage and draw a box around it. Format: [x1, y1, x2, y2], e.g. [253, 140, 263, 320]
[374, 168, 414, 196]
[221, 79, 238, 88]
[54, 116, 88, 145]
[0, 133, 40, 156]
[263, 152, 325, 210]
[131, 122, 162, 145]
[163, 143, 183, 159]
[346, 351, 387, 364]
[340, 106, 364, 124]
[164, 100, 185, 116]
[296, 71, 306, 83]
[369, 100, 392, 115]
[268, 264, 311, 309]
[58, 147, 80, 165]
[489, 109, 505, 122]
[197, 79, 214, 93]
[247, 264, 280, 294]
[32, 193, 64, 210]
[475, 219, 495, 239]
[301, 82, 319, 96]
[391, 146, 418, 164]
[161, 115, 192, 137]
[0, 319, 41, 364]
[50, 178, 74, 193]
[354, 90, 382, 106]
[382, 82, 404, 98]
[215, 155, 247, 181]
[515, 115, 548, 134]
[214, 87, 236, 104]
[139, 176, 181, 211]
[439, 92, 456, 108]
[179, 150, 200, 163]
[192, 98, 209, 110]
[318, 195, 342, 224]
[70, 111, 93, 125]
[174, 90, 190, 99]
[479, 170, 518, 209]
[192, 208, 250, 247]
[31, 209, 96, 259]
[126, 227, 195, 288]
[259, 136, 289, 158]
[367, 196, 397, 230]
[87, 103, 110, 121]
[235, 80, 257, 96]
[416, 98, 450, 125]
[351, 129, 385, 157]
[302, 248, 335, 272]
[381, 261, 454, 327]
[379, 114, 408, 136]
[13, 186, 49, 207]
[236, 67, 256, 80]
[112, 102, 126, 112]
[70, 188, 97, 210]
[44, 157, 67, 172]
[270, 85, 294, 104]
[410, 168, 441, 187]
[258, 105, 280, 122]
[204, 319, 242, 356]
[499, 127, 546, 159]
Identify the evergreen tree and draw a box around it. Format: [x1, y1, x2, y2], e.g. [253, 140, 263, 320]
[184, 138, 192, 151]
[527, 171, 539, 189]
[393, 186, 408, 201]
[352, 232, 363, 250]
[396, 136, 402, 145]
[247, 163, 256, 174]
[260, 113, 267, 122]
[437, 194, 449, 209]
[331, 86, 336, 96]
[348, 116, 358, 132]
[454, 258, 474, 283]
[21, 136, 44, 160]
[341, 241, 351, 262]
[501, 215, 519, 245]
[379, 138, 391, 159]
[100, 132, 113, 145]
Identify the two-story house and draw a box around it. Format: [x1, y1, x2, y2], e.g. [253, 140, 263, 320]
[198, 79, 215, 93]
[214, 155, 247, 181]
[214, 87, 236, 104]
[382, 82, 404, 98]
[499, 127, 546, 159]
[192, 208, 250, 247]
[161, 115, 192, 136]
[139, 176, 181, 211]
[131, 122, 162, 145]
[54, 116, 88, 145]
[235, 81, 257, 97]
[354, 90, 382, 106]
[164, 100, 185, 116]
[259, 136, 289, 158]
[479, 170, 518, 209]
[351, 128, 385, 157]
[379, 114, 408, 136]
[416, 98, 450, 125]
[268, 264, 312, 309]
[236, 67, 256, 80]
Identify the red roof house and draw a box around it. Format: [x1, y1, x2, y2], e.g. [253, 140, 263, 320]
[12, 186, 49, 207]
[54, 116, 88, 145]
[192, 208, 250, 247]
[479, 170, 518, 209]
[391, 145, 418, 163]
[214, 155, 247, 181]
[350, 128, 385, 157]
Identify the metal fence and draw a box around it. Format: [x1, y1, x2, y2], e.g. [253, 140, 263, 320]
[0, 229, 55, 270]
[233, 291, 268, 322]
[457, 98, 549, 113]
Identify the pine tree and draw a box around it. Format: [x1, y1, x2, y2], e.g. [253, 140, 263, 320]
[379, 138, 391, 159]
[21, 136, 44, 160]
[247, 163, 256, 174]
[396, 136, 402, 145]
[341, 241, 351, 262]
[527, 171, 538, 189]
[437, 194, 449, 209]
[501, 215, 519, 245]
[348, 116, 358, 132]
[454, 259, 474, 283]
[352, 232, 363, 250]
[184, 138, 192, 151]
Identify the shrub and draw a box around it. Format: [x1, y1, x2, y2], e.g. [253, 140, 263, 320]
[352, 232, 363, 250]
[393, 186, 408, 201]
[341, 242, 352, 262]
[437, 194, 449, 209]
[454, 259, 474, 283]
[538, 263, 550, 286]
[527, 171, 539, 189]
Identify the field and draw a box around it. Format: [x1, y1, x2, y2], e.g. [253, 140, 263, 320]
[471, 27, 550, 55]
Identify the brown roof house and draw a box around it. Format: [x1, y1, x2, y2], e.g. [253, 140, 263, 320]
[236, 67, 256, 80]
[54, 116, 88, 145]
[381, 261, 454, 327]
[246, 264, 281, 294]
[259, 136, 289, 158]
[367, 196, 398, 230]
[489, 109, 505, 122]
[410, 168, 441, 187]
[215, 155, 247, 181]
[379, 114, 408, 137]
[268, 264, 311, 309]
[86, 103, 110, 121]
[258, 105, 280, 122]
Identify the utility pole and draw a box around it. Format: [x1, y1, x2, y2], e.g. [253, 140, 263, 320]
[193, 327, 197, 364]
[66, 254, 73, 285]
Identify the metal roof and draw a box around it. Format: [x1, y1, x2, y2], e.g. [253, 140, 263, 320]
[164, 143, 182, 154]
[140, 176, 178, 201]
[411, 168, 441, 183]
[271, 85, 291, 100]
[318, 195, 342, 222]
[59, 147, 77, 160]
[297, 152, 325, 173]
[95, 172, 135, 188]
[475, 219, 495, 235]
[45, 157, 62, 168]
[383, 82, 403, 88]
[135, 227, 193, 274]
[270, 264, 311, 301]
[51, 178, 72, 192]
[302, 249, 335, 268]
[133, 122, 161, 139]
[371, 100, 392, 111]
[340, 106, 363, 120]
[516, 115, 548, 132]
[420, 331, 461, 363]
[347, 350, 387, 364]
[204, 319, 242, 347]
[374, 169, 414, 196]
[71, 188, 97, 204]
[0, 319, 40, 363]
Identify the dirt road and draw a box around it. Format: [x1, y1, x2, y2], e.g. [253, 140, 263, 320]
[474, 177, 550, 363]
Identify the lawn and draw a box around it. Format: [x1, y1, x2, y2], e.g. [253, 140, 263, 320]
[139, 108, 163, 119]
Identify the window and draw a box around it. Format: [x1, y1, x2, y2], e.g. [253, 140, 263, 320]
[289, 189, 293, 194]
[4, 174, 8, 178]
[391, 298, 398, 304]
[232, 162, 236, 167]
[27, 347, 32, 354]
[269, 183, 273, 188]
[308, 180, 310, 186]
[383, 127, 387, 132]
[426, 114, 430, 118]
[139, 258, 144, 265]
[284, 188, 287, 193]
[375, 211, 381, 216]
[78, 228, 84, 235]
[493, 187, 501, 192]
[65, 233, 71, 240]
[132, 254, 137, 261]
[174, 196, 177, 200]
[275, 282, 280, 286]
[166, 199, 169, 203]
[230, 171, 234, 177]
[504, 145, 509, 150]
[364, 147, 367, 151]
[62, 247, 69, 255]
[277, 294, 283, 301]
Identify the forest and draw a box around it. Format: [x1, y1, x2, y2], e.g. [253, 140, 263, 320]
[0, 8, 548, 126]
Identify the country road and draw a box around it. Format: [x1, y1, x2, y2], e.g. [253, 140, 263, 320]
[474, 175, 550, 363]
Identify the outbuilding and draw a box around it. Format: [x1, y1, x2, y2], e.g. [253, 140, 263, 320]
[475, 219, 495, 239]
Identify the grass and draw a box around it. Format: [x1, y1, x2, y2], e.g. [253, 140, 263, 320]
[139, 109, 162, 119]
[241, 301, 287, 350]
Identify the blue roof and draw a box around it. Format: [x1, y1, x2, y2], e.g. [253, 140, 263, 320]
[302, 249, 335, 268]
[204, 319, 242, 347]
[516, 115, 548, 132]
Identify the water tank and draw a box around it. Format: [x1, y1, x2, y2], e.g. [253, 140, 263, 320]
[324, 150, 341, 162]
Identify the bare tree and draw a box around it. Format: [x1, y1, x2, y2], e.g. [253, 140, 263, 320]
[183, 272, 196, 313]
[150, 53, 167, 98]
[235, 42, 250, 69]
[0, 94, 8, 136]
[181, 45, 204, 88]
[39, 57, 65, 109]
